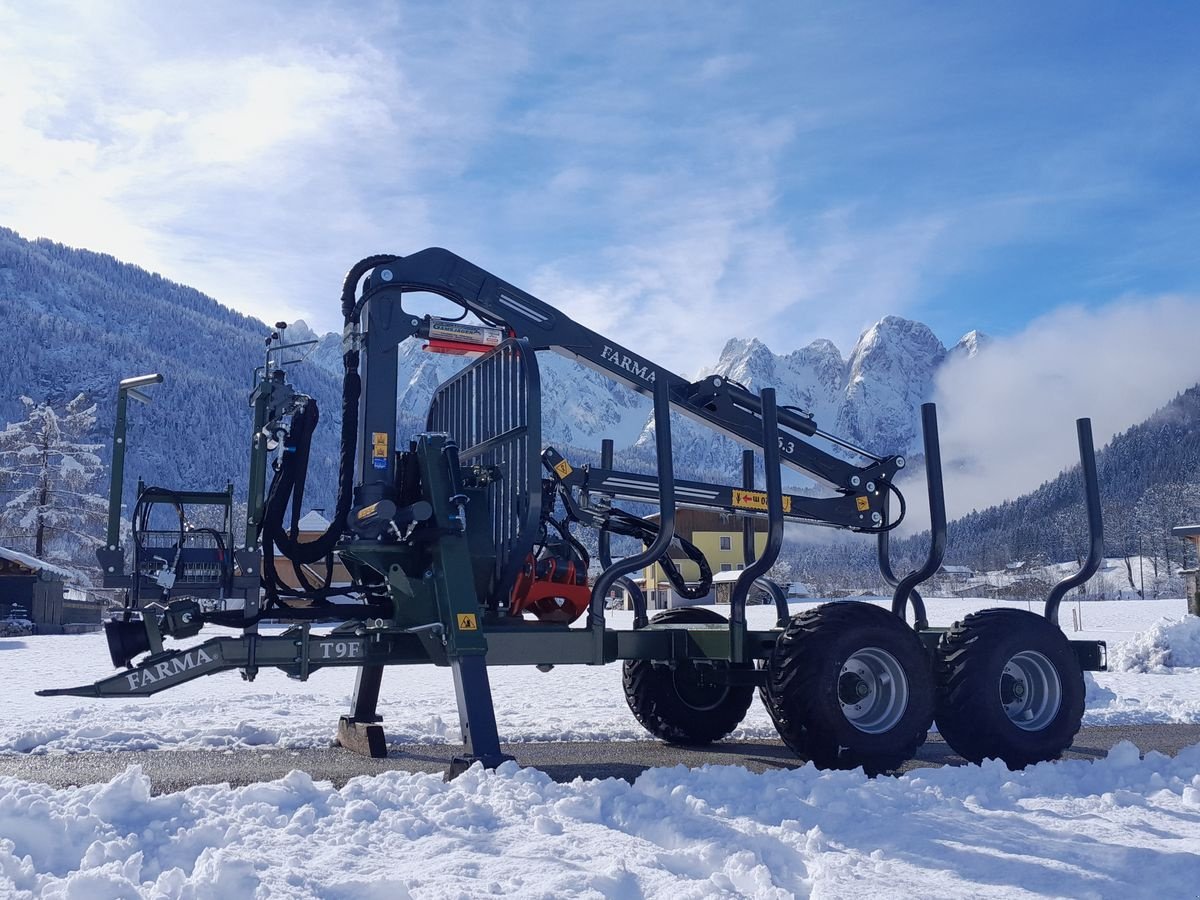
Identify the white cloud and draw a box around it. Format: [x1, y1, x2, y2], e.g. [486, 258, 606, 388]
[0, 1, 528, 326]
[930, 295, 1200, 522]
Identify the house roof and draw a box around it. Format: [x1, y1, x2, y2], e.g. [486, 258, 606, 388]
[712, 570, 747, 583]
[0, 546, 75, 580]
[297, 510, 332, 531]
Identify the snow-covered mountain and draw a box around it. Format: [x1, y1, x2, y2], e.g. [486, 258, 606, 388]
[297, 314, 983, 481]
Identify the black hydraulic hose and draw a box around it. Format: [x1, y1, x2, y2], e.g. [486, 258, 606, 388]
[342, 254, 399, 322]
[603, 508, 713, 600]
[257, 255, 401, 608]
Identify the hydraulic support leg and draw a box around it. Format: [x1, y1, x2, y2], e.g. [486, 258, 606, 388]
[447, 655, 514, 777]
[337, 664, 386, 758]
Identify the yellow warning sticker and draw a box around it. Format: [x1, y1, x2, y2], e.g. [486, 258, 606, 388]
[457, 613, 478, 631]
[856, 496, 870, 512]
[372, 432, 388, 459]
[357, 501, 380, 521]
[731, 489, 791, 513]
[553, 458, 573, 479]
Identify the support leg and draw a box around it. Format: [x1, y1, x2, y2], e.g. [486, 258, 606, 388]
[337, 664, 387, 758]
[447, 655, 514, 778]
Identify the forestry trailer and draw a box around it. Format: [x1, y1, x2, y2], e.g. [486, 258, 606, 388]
[41, 249, 1108, 775]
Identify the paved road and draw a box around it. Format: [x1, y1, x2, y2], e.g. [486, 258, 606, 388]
[1, 725, 1197, 793]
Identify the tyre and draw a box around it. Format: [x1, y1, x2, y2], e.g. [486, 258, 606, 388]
[763, 601, 934, 774]
[622, 607, 755, 744]
[935, 608, 1084, 768]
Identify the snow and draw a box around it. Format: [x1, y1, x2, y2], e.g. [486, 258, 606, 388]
[0, 546, 75, 581]
[1112, 615, 1200, 672]
[0, 744, 1198, 898]
[1, 597, 1199, 896]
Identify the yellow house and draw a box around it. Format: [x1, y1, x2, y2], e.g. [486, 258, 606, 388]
[642, 509, 768, 608]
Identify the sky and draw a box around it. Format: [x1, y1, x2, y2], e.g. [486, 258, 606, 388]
[3, 1, 1200, 509]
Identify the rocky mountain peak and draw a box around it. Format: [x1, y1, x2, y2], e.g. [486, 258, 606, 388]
[950, 329, 990, 359]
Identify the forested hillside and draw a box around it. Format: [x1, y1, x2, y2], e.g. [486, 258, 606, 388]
[0, 227, 343, 514]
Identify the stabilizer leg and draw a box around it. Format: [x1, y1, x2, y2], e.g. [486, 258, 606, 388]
[337, 664, 387, 758]
[447, 655, 514, 778]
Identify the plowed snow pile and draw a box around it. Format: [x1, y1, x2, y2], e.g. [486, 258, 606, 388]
[1113, 615, 1200, 672]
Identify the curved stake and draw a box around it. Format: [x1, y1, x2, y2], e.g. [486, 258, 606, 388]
[730, 389, 785, 661]
[890, 403, 946, 629]
[1044, 419, 1105, 624]
[590, 378, 676, 655]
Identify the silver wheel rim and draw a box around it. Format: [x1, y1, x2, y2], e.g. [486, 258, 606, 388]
[1000, 651, 1062, 731]
[838, 647, 909, 734]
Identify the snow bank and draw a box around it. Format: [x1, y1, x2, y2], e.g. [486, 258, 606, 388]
[1, 743, 1198, 899]
[1113, 616, 1200, 672]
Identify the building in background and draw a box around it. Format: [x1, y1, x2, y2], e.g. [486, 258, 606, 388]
[643, 510, 769, 609]
[1170, 525, 1200, 616]
[0, 546, 71, 630]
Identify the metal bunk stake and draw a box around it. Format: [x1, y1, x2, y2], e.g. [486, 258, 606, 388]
[1044, 419, 1105, 624]
[598, 438, 649, 627]
[729, 389, 785, 663]
[590, 378, 676, 662]
[889, 403, 946, 629]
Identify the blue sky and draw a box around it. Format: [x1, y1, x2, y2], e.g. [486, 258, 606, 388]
[2, 1, 1198, 374]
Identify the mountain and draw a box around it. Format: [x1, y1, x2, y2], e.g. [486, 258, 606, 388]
[633, 317, 959, 482]
[0, 228, 345, 517]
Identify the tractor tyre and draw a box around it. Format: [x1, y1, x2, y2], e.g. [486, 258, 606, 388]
[763, 602, 934, 774]
[935, 608, 1084, 769]
[622, 607, 755, 745]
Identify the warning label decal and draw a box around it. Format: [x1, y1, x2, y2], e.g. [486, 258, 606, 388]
[731, 489, 792, 514]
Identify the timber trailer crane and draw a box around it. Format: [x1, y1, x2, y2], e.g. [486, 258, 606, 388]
[41, 249, 1108, 776]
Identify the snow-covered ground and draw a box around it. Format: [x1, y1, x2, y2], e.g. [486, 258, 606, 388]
[1, 597, 1198, 898]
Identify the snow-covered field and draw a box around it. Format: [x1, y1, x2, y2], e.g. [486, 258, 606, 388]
[2, 597, 1199, 898]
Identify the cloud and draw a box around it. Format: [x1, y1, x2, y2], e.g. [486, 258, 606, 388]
[1, 0, 1198, 390]
[929, 294, 1200, 522]
[0, 0, 529, 326]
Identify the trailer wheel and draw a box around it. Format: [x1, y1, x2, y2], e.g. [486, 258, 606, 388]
[622, 607, 754, 745]
[763, 602, 934, 774]
[935, 608, 1084, 768]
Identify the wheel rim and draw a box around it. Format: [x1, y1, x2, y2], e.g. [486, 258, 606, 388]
[672, 665, 729, 711]
[1000, 650, 1062, 731]
[838, 647, 909, 734]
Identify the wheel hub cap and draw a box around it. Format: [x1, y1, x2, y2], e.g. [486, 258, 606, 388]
[1000, 651, 1062, 731]
[838, 647, 910, 734]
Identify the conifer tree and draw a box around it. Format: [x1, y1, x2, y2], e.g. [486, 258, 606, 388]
[0, 394, 107, 570]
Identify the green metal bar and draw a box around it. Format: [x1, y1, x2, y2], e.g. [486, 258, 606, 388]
[243, 380, 272, 552]
[104, 374, 163, 551]
[36, 620, 1109, 700]
[37, 629, 434, 698]
[104, 390, 128, 551]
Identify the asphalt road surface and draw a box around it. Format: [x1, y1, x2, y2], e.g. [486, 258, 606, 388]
[0, 725, 1197, 794]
